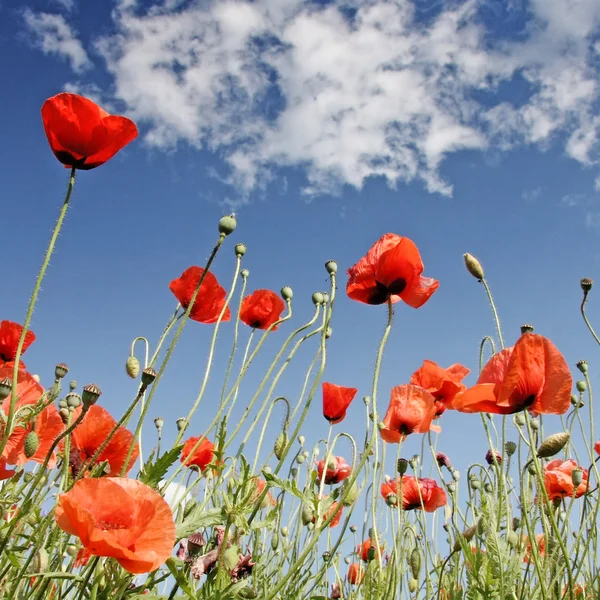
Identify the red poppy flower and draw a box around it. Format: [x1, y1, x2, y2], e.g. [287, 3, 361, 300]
[181, 436, 216, 471]
[346, 233, 439, 307]
[322, 382, 358, 424]
[381, 476, 447, 511]
[347, 563, 364, 585]
[544, 459, 587, 500]
[74, 547, 91, 568]
[67, 404, 138, 477]
[55, 478, 176, 574]
[169, 267, 231, 324]
[253, 478, 277, 507]
[0, 321, 35, 367]
[41, 93, 138, 170]
[410, 360, 470, 416]
[357, 539, 383, 562]
[0, 367, 63, 468]
[452, 333, 572, 415]
[0, 459, 15, 481]
[240, 290, 285, 330]
[313, 497, 343, 528]
[595, 441, 600, 456]
[379, 384, 437, 443]
[316, 456, 352, 485]
[523, 534, 545, 563]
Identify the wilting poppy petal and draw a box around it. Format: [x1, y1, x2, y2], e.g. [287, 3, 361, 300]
[410, 360, 470, 414]
[181, 436, 216, 471]
[55, 478, 175, 574]
[239, 289, 285, 330]
[67, 405, 138, 477]
[0, 321, 35, 364]
[322, 382, 358, 424]
[347, 234, 439, 307]
[379, 384, 437, 443]
[169, 266, 231, 324]
[41, 93, 138, 170]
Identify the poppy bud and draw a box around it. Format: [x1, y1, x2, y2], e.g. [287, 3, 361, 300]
[66, 545, 78, 558]
[125, 356, 140, 379]
[408, 578, 418, 593]
[367, 546, 377, 561]
[581, 278, 593, 293]
[397, 458, 409, 475]
[69, 380, 77, 391]
[223, 545, 239, 571]
[281, 526, 288, 537]
[576, 380, 587, 393]
[485, 449, 502, 466]
[484, 482, 493, 493]
[31, 548, 48, 573]
[281, 286, 293, 301]
[176, 418, 188, 432]
[505, 441, 517, 456]
[463, 253, 484, 280]
[274, 432, 288, 460]
[154, 417, 164, 431]
[514, 413, 526, 427]
[296, 454, 305, 464]
[24, 431, 39, 458]
[307, 522, 314, 531]
[344, 556, 351, 565]
[507, 530, 519, 547]
[302, 450, 309, 458]
[385, 493, 398, 507]
[141, 367, 157, 387]
[572, 468, 584, 487]
[520, 324, 534, 334]
[0, 378, 12, 401]
[576, 360, 588, 374]
[325, 260, 338, 275]
[341, 480, 358, 506]
[527, 462, 537, 475]
[447, 482, 456, 493]
[537, 432, 570, 458]
[451, 469, 460, 481]
[298, 436, 305, 445]
[55, 363, 69, 379]
[409, 548, 421, 579]
[58, 399, 67, 409]
[59, 408, 70, 424]
[81, 384, 102, 407]
[271, 534, 279, 551]
[241, 269, 250, 279]
[470, 478, 480, 490]
[235, 243, 246, 257]
[218, 214, 237, 236]
[238, 588, 258, 599]
[66, 393, 81, 409]
[301, 504, 314, 525]
[530, 417, 540, 431]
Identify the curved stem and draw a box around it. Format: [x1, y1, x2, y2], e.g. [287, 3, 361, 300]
[581, 291, 600, 346]
[481, 278, 504, 349]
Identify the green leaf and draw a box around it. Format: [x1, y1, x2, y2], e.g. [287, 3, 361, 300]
[261, 471, 305, 501]
[176, 507, 224, 540]
[139, 445, 183, 489]
[165, 557, 197, 599]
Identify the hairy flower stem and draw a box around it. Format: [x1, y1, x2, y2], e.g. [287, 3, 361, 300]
[580, 291, 600, 346]
[0, 168, 76, 460]
[481, 278, 504, 350]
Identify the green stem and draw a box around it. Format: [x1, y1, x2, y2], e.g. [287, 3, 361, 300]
[481, 278, 504, 349]
[0, 168, 76, 459]
[580, 291, 600, 346]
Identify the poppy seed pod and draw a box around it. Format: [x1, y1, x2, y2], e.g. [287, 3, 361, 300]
[537, 432, 570, 458]
[59, 408, 70, 424]
[576, 380, 587, 393]
[240, 268, 250, 279]
[520, 324, 534, 334]
[281, 286, 293, 301]
[141, 367, 157, 387]
[505, 441, 517, 456]
[55, 363, 69, 380]
[397, 458, 409, 474]
[58, 399, 67, 409]
[312, 292, 324, 305]
[81, 384, 102, 407]
[218, 214, 237, 236]
[0, 378, 12, 401]
[176, 418, 188, 432]
[66, 393, 81, 409]
[514, 413, 526, 427]
[154, 417, 164, 431]
[572, 468, 584, 487]
[325, 260, 338, 274]
[577, 360, 588, 374]
[530, 417, 540, 431]
[24, 431, 39, 458]
[581, 278, 593, 293]
[235, 243, 246, 257]
[463, 253, 484, 280]
[125, 356, 140, 379]
[69, 380, 77, 391]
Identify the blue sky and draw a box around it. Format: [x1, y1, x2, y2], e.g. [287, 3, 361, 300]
[2, 0, 600, 497]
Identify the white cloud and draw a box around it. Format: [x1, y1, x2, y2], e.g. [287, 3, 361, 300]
[23, 10, 91, 73]
[53, 0, 75, 11]
[522, 187, 542, 203]
[47, 0, 600, 196]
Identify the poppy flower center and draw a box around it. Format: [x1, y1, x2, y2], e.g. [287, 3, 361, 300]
[96, 519, 128, 531]
[368, 279, 407, 304]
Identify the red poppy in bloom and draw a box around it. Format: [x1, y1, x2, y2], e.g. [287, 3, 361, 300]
[74, 547, 91, 568]
[322, 382, 358, 424]
[41, 93, 138, 170]
[595, 440, 600, 456]
[357, 539, 383, 562]
[452, 333, 572, 415]
[347, 563, 364, 585]
[0, 459, 15, 481]
[0, 321, 35, 368]
[67, 404, 138, 477]
[346, 233, 439, 307]
[169, 267, 231, 324]
[253, 478, 277, 507]
[240, 290, 285, 330]
[55, 478, 175, 574]
[316, 456, 352, 485]
[0, 367, 63, 468]
[313, 497, 343, 528]
[379, 384, 437, 443]
[410, 360, 470, 416]
[544, 459, 588, 500]
[381, 476, 447, 511]
[181, 436, 216, 471]
[523, 534, 545, 563]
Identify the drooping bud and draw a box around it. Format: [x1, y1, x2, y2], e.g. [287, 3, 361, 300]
[81, 384, 102, 407]
[572, 468, 584, 487]
[218, 214, 237, 236]
[125, 356, 140, 379]
[447, 482, 456, 493]
[409, 548, 421, 579]
[576, 360, 588, 375]
[576, 380, 587, 393]
[298, 436, 305, 446]
[0, 378, 12, 401]
[470, 478, 480, 490]
[176, 418, 188, 432]
[581, 278, 593, 293]
[54, 363, 69, 380]
[66, 393, 81, 409]
[141, 367, 157, 387]
[281, 286, 293, 301]
[235, 243, 246, 257]
[325, 260, 338, 275]
[24, 431, 39, 458]
[512, 517, 521, 530]
[341, 480, 358, 506]
[505, 441, 517, 457]
[274, 432, 288, 460]
[463, 253, 484, 280]
[322, 292, 330, 304]
[520, 324, 534, 334]
[537, 432, 570, 458]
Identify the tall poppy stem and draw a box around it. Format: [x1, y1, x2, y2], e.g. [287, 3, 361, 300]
[580, 291, 600, 346]
[481, 278, 504, 349]
[0, 167, 76, 460]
